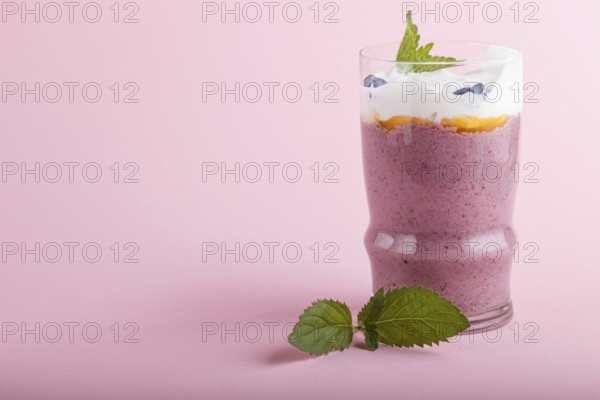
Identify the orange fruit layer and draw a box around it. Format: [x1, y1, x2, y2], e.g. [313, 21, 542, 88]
[440, 115, 510, 134]
[375, 114, 510, 133]
[375, 115, 432, 130]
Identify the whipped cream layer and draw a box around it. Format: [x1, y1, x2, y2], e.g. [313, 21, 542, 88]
[361, 50, 522, 123]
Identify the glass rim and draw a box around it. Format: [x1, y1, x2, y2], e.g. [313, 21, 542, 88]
[359, 40, 521, 64]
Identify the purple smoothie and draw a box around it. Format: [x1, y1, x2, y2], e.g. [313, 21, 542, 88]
[361, 117, 520, 315]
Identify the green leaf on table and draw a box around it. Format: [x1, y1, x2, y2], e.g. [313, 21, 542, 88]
[375, 287, 469, 347]
[288, 299, 353, 356]
[357, 288, 385, 350]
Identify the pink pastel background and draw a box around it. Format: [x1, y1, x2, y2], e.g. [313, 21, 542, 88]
[1, 0, 599, 398]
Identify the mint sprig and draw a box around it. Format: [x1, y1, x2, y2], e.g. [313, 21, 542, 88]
[288, 287, 470, 356]
[396, 11, 459, 72]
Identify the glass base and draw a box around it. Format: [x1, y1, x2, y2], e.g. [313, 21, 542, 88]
[461, 300, 514, 334]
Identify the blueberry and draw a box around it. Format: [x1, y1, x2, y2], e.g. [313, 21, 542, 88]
[371, 77, 387, 88]
[453, 87, 472, 95]
[363, 74, 387, 88]
[453, 83, 485, 96]
[364, 75, 376, 87]
[472, 83, 484, 94]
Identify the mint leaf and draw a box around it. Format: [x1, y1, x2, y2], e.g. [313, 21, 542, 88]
[396, 11, 420, 61]
[375, 287, 470, 347]
[357, 288, 385, 350]
[411, 54, 460, 73]
[288, 299, 353, 356]
[396, 11, 459, 72]
[363, 327, 379, 350]
[358, 288, 385, 328]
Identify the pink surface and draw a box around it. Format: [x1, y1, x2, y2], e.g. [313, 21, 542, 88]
[1, 0, 599, 398]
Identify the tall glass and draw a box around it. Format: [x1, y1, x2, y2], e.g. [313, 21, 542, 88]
[360, 41, 522, 330]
